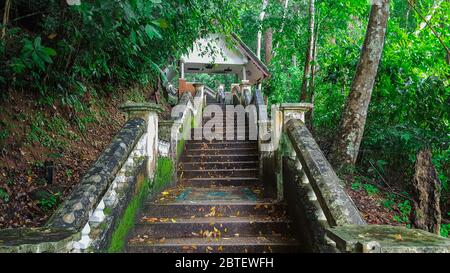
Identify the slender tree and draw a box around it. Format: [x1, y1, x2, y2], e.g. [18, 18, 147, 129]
[300, 0, 315, 102]
[330, 0, 391, 170]
[264, 28, 273, 64]
[265, 0, 289, 64]
[1, 0, 12, 39]
[257, 0, 269, 59]
[305, 10, 320, 131]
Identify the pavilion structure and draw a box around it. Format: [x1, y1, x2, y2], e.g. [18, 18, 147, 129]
[178, 33, 269, 101]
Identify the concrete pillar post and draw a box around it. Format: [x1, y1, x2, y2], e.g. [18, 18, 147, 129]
[119, 102, 163, 178]
[180, 59, 185, 79]
[278, 103, 314, 125]
[240, 80, 251, 106]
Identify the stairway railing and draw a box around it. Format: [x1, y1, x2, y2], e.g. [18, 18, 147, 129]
[203, 85, 218, 103]
[250, 89, 450, 253]
[0, 103, 163, 253]
[284, 119, 366, 227]
[163, 84, 206, 185]
[251, 89, 365, 251]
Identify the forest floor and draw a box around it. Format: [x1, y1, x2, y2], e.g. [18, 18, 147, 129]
[346, 186, 401, 226]
[0, 86, 166, 228]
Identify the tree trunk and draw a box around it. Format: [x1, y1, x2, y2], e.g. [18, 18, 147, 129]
[300, 0, 315, 102]
[264, 28, 273, 64]
[405, 3, 410, 28]
[1, 0, 12, 39]
[305, 13, 320, 131]
[411, 149, 442, 235]
[292, 54, 297, 67]
[257, 0, 269, 59]
[329, 0, 390, 170]
[273, 0, 290, 56]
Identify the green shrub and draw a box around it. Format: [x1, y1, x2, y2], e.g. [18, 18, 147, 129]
[38, 192, 61, 211]
[441, 224, 450, 238]
[26, 113, 69, 149]
[363, 184, 379, 196]
[393, 200, 412, 227]
[0, 188, 9, 203]
[351, 182, 362, 191]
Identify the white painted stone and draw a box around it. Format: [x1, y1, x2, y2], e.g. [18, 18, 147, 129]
[103, 190, 117, 207]
[73, 223, 91, 250]
[67, 0, 81, 5]
[225, 92, 232, 105]
[115, 174, 126, 183]
[90, 199, 106, 223]
[126, 158, 134, 166]
[158, 140, 170, 157]
[316, 210, 327, 221]
[308, 189, 317, 201]
[301, 172, 309, 184]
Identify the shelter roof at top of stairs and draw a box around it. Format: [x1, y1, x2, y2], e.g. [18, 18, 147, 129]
[181, 33, 270, 85]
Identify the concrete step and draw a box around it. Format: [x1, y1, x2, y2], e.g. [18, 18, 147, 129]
[187, 140, 257, 144]
[184, 148, 258, 156]
[198, 122, 252, 125]
[188, 135, 258, 142]
[127, 236, 299, 253]
[133, 215, 292, 238]
[187, 142, 257, 149]
[193, 126, 252, 130]
[150, 185, 264, 204]
[180, 154, 259, 162]
[142, 201, 287, 218]
[192, 132, 255, 137]
[179, 161, 258, 170]
[180, 177, 260, 187]
[180, 168, 258, 178]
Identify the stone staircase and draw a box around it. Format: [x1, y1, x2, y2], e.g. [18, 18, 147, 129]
[126, 102, 299, 253]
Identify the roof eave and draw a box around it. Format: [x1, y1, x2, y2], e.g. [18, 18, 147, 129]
[231, 33, 270, 79]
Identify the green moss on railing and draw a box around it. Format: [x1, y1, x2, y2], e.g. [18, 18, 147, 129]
[177, 138, 186, 160]
[153, 157, 174, 191]
[107, 178, 150, 253]
[107, 157, 174, 253]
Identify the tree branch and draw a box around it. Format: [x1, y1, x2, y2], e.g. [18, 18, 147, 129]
[407, 0, 450, 56]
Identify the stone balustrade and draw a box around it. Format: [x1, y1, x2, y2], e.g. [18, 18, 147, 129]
[162, 83, 206, 186]
[0, 102, 162, 253]
[251, 90, 450, 253]
[284, 119, 366, 227]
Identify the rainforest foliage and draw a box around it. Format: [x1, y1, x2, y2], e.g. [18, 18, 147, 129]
[236, 0, 449, 232]
[0, 1, 449, 233]
[0, 0, 242, 101]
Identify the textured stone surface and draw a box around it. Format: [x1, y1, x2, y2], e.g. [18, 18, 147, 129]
[119, 102, 163, 118]
[159, 120, 175, 142]
[46, 118, 146, 230]
[283, 156, 338, 253]
[327, 225, 450, 253]
[285, 119, 365, 226]
[0, 227, 79, 253]
[179, 91, 193, 107]
[89, 160, 147, 252]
